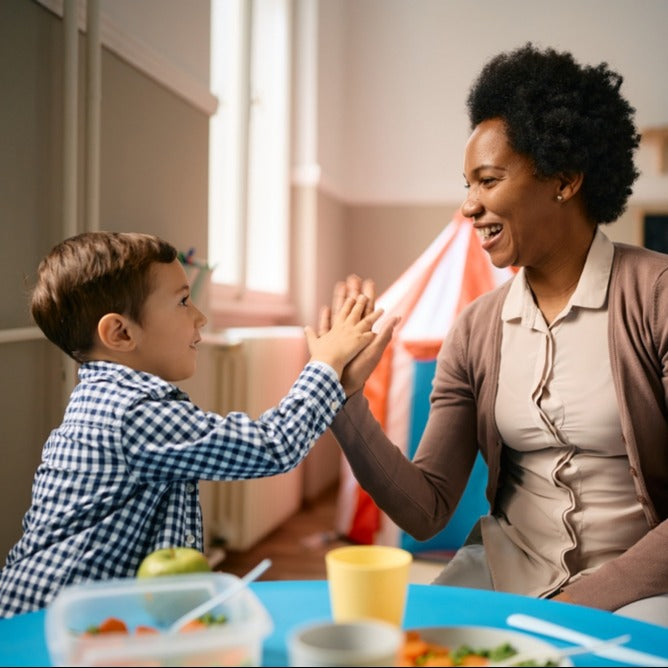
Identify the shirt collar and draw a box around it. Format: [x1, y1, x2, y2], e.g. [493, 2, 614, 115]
[78, 360, 187, 399]
[502, 227, 614, 322]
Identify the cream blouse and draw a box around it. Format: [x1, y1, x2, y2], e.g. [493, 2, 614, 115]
[487, 229, 648, 597]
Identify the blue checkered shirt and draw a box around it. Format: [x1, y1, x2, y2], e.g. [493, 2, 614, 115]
[0, 359, 344, 617]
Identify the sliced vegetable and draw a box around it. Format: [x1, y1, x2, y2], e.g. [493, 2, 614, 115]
[77, 612, 227, 638]
[83, 617, 129, 635]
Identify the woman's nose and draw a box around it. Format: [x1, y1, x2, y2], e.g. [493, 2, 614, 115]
[461, 190, 483, 219]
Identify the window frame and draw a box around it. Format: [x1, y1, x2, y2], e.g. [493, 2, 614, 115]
[207, 0, 295, 327]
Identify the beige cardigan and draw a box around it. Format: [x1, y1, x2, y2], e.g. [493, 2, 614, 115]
[331, 241, 668, 611]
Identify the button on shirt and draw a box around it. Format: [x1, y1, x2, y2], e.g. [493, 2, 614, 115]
[0, 359, 344, 617]
[485, 229, 648, 597]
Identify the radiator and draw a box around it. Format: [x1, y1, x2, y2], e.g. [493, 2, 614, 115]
[196, 327, 310, 551]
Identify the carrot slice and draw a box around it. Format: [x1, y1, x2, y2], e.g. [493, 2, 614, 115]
[400, 639, 431, 660]
[134, 625, 160, 635]
[421, 656, 455, 667]
[179, 619, 208, 633]
[96, 617, 129, 634]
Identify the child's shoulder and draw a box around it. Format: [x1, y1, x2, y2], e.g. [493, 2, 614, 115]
[76, 361, 186, 403]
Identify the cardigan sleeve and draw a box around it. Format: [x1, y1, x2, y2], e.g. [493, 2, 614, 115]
[330, 325, 481, 541]
[563, 248, 668, 610]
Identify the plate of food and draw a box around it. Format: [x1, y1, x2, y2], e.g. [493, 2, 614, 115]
[399, 626, 574, 666]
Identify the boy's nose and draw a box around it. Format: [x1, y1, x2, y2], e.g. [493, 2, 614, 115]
[194, 306, 208, 328]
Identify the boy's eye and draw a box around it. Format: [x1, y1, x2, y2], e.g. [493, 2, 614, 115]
[180, 295, 190, 306]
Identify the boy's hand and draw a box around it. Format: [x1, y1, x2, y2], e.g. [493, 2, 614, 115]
[329, 275, 376, 321]
[304, 294, 384, 380]
[315, 275, 399, 397]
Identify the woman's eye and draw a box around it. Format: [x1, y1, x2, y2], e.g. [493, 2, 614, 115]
[480, 177, 496, 186]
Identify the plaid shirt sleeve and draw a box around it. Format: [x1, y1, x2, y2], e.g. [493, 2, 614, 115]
[122, 360, 346, 481]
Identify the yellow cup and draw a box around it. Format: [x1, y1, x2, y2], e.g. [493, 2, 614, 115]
[325, 545, 412, 627]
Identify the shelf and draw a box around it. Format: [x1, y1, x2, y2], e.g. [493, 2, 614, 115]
[642, 125, 668, 173]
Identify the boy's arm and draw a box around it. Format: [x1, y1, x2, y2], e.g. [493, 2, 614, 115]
[123, 362, 347, 481]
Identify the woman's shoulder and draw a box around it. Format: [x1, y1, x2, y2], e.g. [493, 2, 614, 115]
[612, 242, 668, 286]
[443, 279, 511, 351]
[613, 241, 668, 267]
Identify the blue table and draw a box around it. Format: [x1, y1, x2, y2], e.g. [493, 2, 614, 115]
[1, 581, 667, 666]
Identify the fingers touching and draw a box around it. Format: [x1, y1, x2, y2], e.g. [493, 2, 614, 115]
[306, 293, 384, 379]
[309, 274, 390, 395]
[332, 275, 377, 318]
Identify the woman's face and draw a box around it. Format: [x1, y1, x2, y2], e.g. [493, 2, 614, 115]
[461, 118, 562, 269]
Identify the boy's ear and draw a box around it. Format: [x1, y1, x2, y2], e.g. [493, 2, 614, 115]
[97, 313, 137, 352]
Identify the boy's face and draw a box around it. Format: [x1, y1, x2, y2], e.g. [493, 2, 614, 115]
[130, 259, 208, 381]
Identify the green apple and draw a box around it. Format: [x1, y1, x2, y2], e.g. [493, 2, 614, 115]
[136, 547, 213, 626]
[136, 546, 211, 578]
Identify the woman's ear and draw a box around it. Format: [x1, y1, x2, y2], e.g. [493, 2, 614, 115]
[97, 313, 137, 352]
[556, 171, 584, 202]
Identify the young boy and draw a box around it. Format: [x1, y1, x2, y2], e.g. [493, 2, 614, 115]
[0, 231, 395, 617]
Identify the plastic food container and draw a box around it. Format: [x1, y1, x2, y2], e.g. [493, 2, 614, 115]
[45, 572, 273, 666]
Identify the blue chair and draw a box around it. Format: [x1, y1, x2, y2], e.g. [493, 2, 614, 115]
[399, 359, 489, 556]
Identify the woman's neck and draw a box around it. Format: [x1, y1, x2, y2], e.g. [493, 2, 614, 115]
[525, 226, 596, 324]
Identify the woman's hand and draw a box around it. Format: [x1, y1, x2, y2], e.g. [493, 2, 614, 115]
[327, 275, 377, 321]
[318, 275, 399, 396]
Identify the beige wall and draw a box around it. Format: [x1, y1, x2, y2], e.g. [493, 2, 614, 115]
[343, 203, 459, 295]
[100, 52, 209, 250]
[317, 0, 668, 203]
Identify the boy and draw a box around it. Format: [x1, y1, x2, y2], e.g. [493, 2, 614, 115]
[0, 231, 395, 617]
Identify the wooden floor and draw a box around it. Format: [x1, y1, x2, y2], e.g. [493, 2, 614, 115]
[205, 483, 446, 584]
[206, 484, 350, 582]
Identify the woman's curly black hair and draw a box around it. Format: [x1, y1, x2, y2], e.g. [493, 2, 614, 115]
[466, 43, 640, 224]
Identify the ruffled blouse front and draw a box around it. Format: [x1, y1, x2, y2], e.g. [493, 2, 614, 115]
[488, 230, 648, 597]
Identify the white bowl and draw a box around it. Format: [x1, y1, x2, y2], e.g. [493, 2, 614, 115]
[402, 625, 574, 666]
[288, 619, 404, 667]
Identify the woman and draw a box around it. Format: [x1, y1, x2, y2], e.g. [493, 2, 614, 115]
[325, 43, 668, 626]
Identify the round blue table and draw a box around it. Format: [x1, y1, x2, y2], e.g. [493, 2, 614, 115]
[1, 581, 667, 666]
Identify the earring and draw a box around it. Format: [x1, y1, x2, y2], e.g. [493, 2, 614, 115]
[556, 194, 564, 202]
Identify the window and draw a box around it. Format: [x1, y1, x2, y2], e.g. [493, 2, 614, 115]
[643, 213, 668, 254]
[208, 0, 292, 317]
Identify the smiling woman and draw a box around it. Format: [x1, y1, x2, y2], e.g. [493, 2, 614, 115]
[324, 42, 668, 628]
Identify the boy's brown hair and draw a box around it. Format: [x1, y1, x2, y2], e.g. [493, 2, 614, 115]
[31, 231, 177, 363]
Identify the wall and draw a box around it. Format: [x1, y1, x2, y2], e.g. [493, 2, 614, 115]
[99, 0, 210, 88]
[325, 0, 668, 203]
[314, 0, 668, 294]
